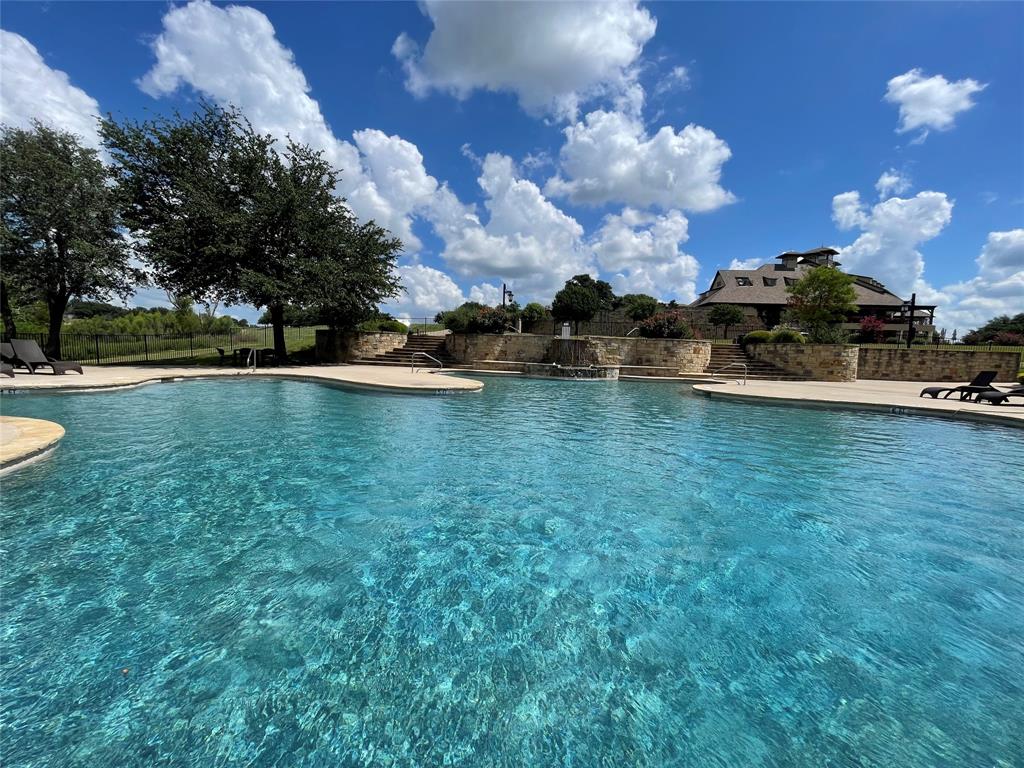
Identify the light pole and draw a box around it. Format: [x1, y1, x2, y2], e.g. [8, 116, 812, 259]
[903, 292, 916, 349]
[501, 283, 514, 307]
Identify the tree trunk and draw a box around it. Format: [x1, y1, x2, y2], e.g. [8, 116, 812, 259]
[269, 303, 287, 362]
[45, 293, 69, 359]
[0, 280, 16, 341]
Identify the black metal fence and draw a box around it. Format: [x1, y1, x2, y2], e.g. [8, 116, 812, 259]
[14, 326, 321, 365]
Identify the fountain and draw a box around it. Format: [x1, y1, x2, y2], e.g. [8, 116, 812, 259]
[521, 334, 620, 380]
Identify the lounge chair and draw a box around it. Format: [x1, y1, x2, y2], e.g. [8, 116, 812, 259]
[975, 385, 1024, 406]
[919, 371, 999, 402]
[1, 361, 13, 378]
[9, 339, 84, 375]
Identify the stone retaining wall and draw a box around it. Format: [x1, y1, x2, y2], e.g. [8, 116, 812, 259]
[748, 343, 859, 382]
[857, 348, 1021, 382]
[445, 333, 712, 373]
[315, 330, 407, 363]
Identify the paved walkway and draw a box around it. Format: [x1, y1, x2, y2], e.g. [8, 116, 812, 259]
[0, 416, 66, 473]
[693, 379, 1024, 427]
[0, 364, 484, 395]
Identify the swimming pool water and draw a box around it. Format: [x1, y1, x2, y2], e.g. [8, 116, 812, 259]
[1, 377, 1022, 767]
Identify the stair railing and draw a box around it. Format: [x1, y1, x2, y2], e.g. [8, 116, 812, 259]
[711, 361, 747, 386]
[626, 327, 640, 336]
[411, 351, 443, 373]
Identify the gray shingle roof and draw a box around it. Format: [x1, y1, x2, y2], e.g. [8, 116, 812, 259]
[690, 263, 908, 308]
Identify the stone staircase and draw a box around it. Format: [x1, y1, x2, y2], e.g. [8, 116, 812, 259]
[704, 344, 807, 381]
[354, 333, 457, 368]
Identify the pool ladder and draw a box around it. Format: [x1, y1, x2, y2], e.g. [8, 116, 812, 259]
[712, 361, 747, 385]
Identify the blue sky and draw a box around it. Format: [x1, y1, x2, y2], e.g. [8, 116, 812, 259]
[2, 1, 1022, 331]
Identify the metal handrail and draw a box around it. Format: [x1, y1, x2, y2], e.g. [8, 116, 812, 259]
[411, 351, 443, 373]
[626, 327, 640, 336]
[246, 347, 256, 373]
[712, 361, 747, 385]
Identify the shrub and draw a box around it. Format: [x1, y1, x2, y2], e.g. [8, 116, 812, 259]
[741, 330, 772, 346]
[992, 331, 1024, 346]
[638, 310, 694, 339]
[806, 323, 849, 344]
[359, 318, 409, 333]
[859, 316, 886, 343]
[770, 328, 806, 344]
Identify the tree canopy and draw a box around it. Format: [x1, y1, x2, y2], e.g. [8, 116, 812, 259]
[707, 304, 746, 338]
[962, 313, 1024, 345]
[101, 103, 401, 358]
[621, 293, 658, 322]
[785, 266, 857, 340]
[551, 275, 610, 332]
[0, 122, 139, 355]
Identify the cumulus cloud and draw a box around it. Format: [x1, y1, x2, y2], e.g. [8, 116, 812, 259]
[545, 109, 734, 211]
[884, 68, 986, 141]
[139, 0, 440, 250]
[832, 189, 953, 297]
[938, 229, 1024, 333]
[393, 1, 656, 120]
[592, 208, 699, 300]
[0, 30, 102, 148]
[875, 168, 911, 198]
[428, 154, 593, 299]
[728, 258, 761, 270]
[381, 264, 504, 319]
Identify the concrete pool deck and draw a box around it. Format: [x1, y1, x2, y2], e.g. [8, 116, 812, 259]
[693, 379, 1024, 427]
[0, 416, 66, 474]
[0, 364, 485, 395]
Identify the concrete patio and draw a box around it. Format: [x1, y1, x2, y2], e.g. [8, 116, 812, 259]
[692, 379, 1024, 427]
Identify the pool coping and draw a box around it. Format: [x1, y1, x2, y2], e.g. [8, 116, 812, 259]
[692, 383, 1024, 428]
[0, 416, 66, 474]
[0, 365, 485, 396]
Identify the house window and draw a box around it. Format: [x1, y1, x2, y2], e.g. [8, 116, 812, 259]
[735, 277, 753, 286]
[762, 277, 777, 286]
[784, 277, 798, 286]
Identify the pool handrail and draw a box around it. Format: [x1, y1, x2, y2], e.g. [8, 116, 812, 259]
[712, 361, 747, 385]
[411, 351, 443, 373]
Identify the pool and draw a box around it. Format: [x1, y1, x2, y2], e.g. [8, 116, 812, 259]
[2, 377, 1022, 766]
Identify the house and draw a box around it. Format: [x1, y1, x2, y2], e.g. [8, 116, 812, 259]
[689, 247, 937, 339]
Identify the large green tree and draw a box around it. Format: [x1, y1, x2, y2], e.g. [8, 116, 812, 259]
[785, 266, 857, 340]
[551, 275, 605, 333]
[707, 304, 746, 339]
[102, 104, 401, 359]
[621, 293, 658, 322]
[0, 122, 138, 355]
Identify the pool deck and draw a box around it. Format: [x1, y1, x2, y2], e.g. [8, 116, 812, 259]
[692, 379, 1024, 427]
[0, 416, 66, 474]
[0, 364, 485, 395]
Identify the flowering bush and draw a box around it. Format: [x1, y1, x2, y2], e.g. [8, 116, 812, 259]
[638, 310, 694, 339]
[991, 331, 1024, 346]
[859, 316, 886, 343]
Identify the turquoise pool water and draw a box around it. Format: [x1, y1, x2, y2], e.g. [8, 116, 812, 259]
[1, 377, 1022, 767]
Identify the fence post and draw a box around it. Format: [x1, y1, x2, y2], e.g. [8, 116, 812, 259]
[144, 334, 150, 362]
[95, 335, 101, 366]
[189, 333, 194, 358]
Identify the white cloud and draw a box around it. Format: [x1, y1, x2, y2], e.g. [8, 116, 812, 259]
[832, 189, 953, 297]
[428, 154, 593, 299]
[937, 229, 1024, 333]
[728, 258, 761, 270]
[545, 109, 734, 211]
[380, 264, 504, 319]
[592, 208, 699, 301]
[139, 0, 440, 250]
[393, 1, 656, 120]
[884, 68, 986, 141]
[653, 65, 691, 98]
[0, 30, 102, 148]
[875, 168, 911, 198]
